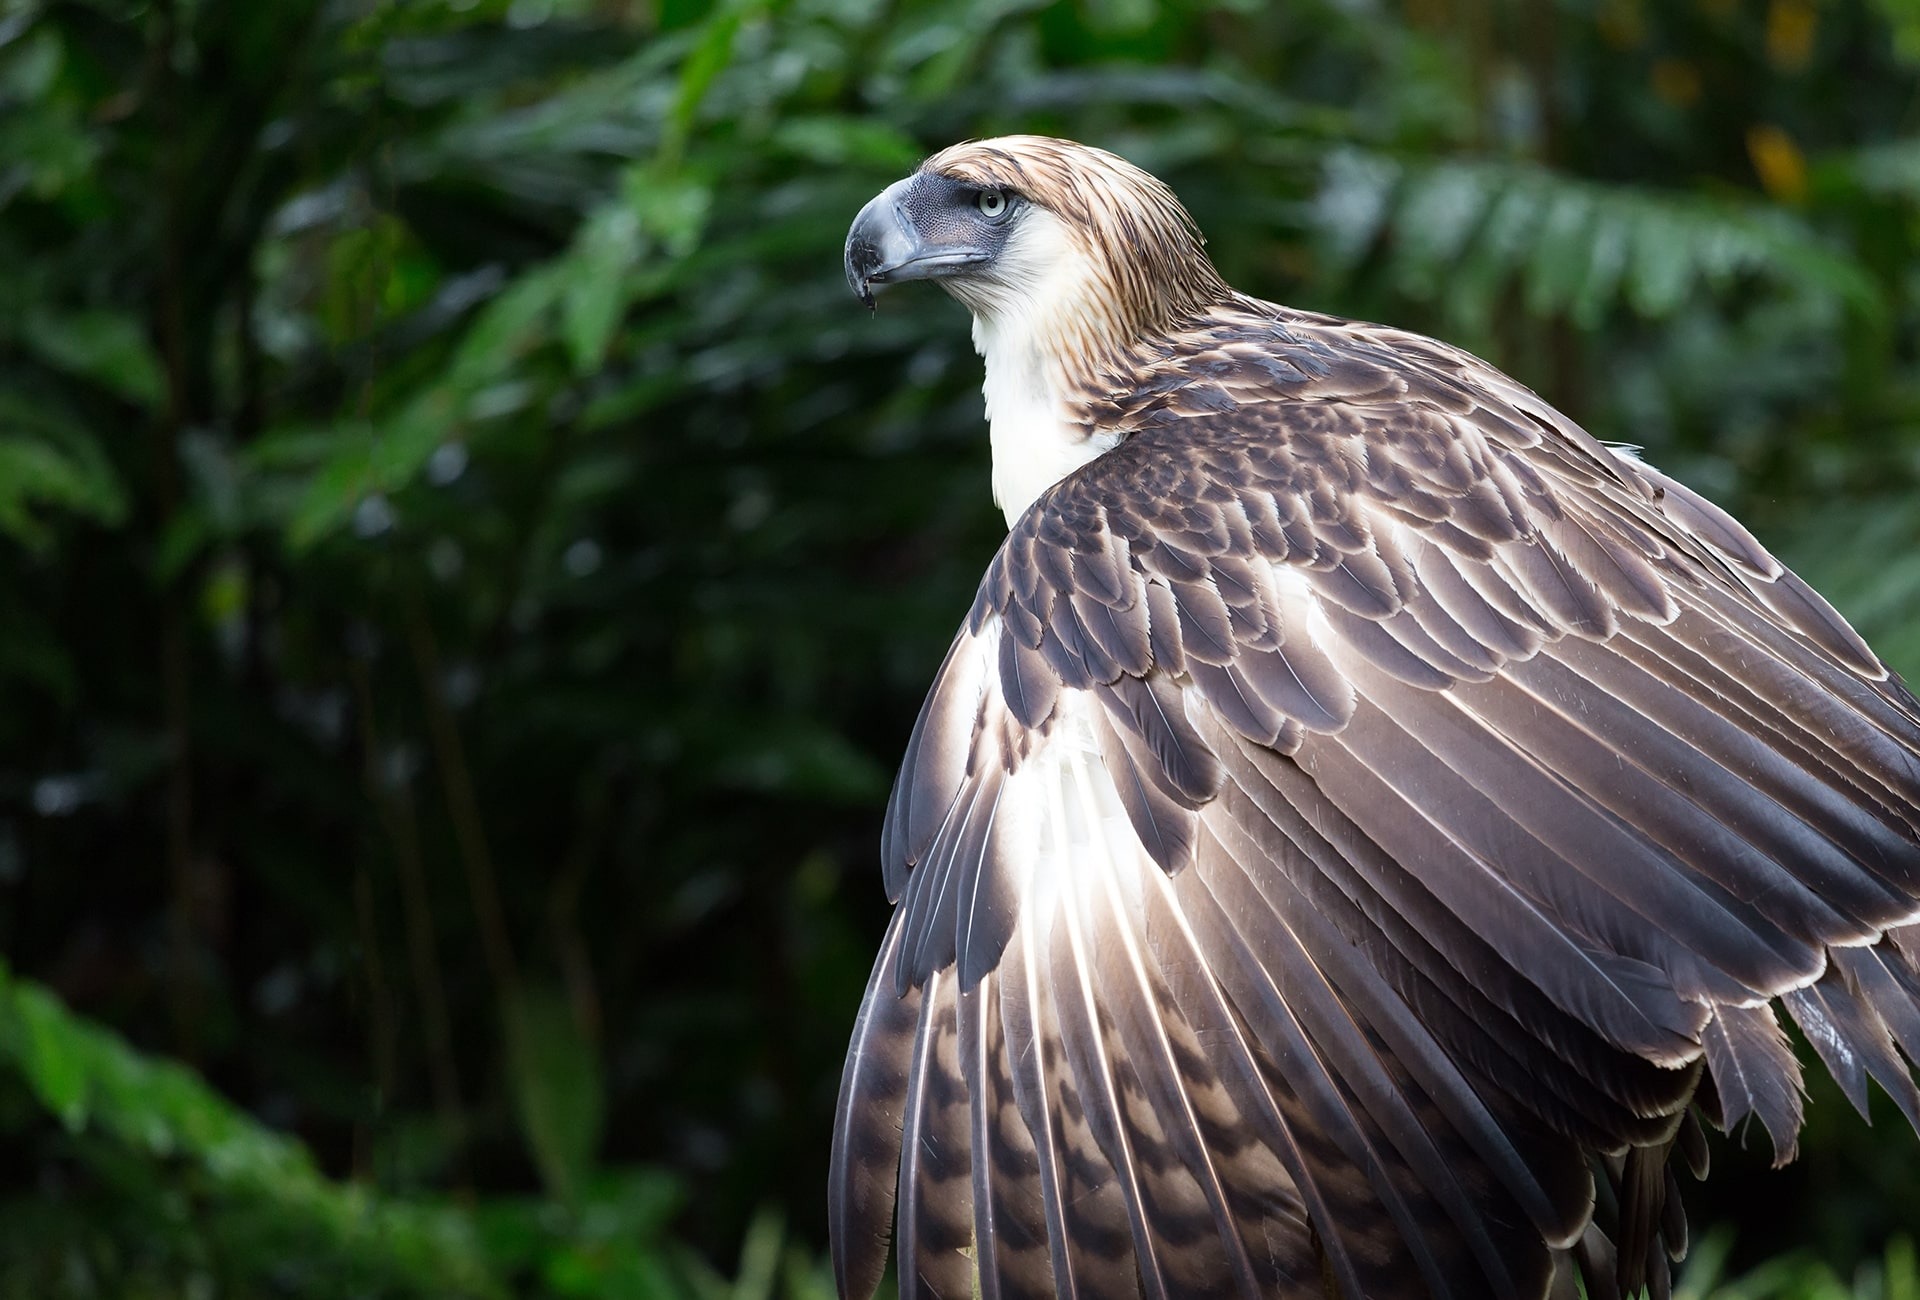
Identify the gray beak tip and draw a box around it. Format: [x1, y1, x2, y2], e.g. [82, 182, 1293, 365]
[845, 191, 893, 310]
[847, 261, 877, 312]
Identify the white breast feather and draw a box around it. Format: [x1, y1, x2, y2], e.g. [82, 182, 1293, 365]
[968, 218, 1121, 527]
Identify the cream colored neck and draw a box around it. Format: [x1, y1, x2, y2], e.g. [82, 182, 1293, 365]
[971, 303, 1121, 529]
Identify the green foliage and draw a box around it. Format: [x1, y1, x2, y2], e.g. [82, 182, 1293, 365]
[0, 966, 833, 1298]
[1319, 153, 1880, 330]
[0, 961, 499, 1296]
[506, 984, 606, 1205]
[3, 0, 1920, 1294]
[1676, 1232, 1920, 1300]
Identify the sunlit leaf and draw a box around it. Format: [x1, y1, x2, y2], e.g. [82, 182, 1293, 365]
[10, 981, 90, 1132]
[562, 204, 644, 373]
[0, 972, 507, 1295]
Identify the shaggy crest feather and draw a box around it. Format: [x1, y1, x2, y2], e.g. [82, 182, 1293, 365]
[922, 137, 1230, 342]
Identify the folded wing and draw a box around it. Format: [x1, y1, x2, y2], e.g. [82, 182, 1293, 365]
[832, 309, 1920, 1300]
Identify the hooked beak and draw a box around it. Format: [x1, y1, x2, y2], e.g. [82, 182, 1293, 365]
[844, 176, 990, 309]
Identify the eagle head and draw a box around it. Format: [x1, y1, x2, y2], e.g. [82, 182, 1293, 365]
[844, 135, 1230, 352]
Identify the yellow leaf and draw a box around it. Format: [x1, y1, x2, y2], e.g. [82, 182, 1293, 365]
[1767, 0, 1818, 71]
[1748, 123, 1809, 204]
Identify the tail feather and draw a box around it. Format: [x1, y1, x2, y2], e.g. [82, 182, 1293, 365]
[896, 970, 976, 1299]
[959, 972, 1053, 1300]
[1698, 1002, 1804, 1164]
[830, 917, 921, 1300]
[1782, 946, 1920, 1131]
[1191, 812, 1569, 1299]
[999, 923, 1144, 1299]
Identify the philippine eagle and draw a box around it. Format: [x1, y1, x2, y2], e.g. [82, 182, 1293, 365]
[833, 135, 1920, 1300]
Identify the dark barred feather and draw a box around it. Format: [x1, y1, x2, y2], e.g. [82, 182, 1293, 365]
[831, 917, 920, 1299]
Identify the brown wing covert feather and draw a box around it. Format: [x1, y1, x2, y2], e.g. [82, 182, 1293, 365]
[833, 305, 1920, 1300]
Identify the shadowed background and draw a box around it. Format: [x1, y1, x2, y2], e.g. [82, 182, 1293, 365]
[3, 0, 1920, 1296]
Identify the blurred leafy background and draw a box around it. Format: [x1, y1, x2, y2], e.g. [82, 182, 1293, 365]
[3, 0, 1920, 1295]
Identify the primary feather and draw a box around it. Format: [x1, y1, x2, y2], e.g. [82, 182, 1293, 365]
[835, 135, 1920, 1299]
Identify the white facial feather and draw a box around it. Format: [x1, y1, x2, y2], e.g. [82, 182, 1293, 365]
[952, 209, 1122, 527]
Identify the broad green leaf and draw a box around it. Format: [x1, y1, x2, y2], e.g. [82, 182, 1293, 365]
[287, 262, 559, 547]
[285, 433, 377, 549]
[562, 204, 645, 373]
[632, 167, 712, 260]
[662, 0, 767, 165]
[12, 982, 89, 1132]
[1082, 0, 1157, 34]
[281, 399, 452, 545]
[1523, 185, 1596, 318]
[1890, 1237, 1920, 1300]
[0, 973, 505, 1294]
[1831, 137, 1920, 199]
[0, 24, 62, 100]
[1451, 179, 1545, 335]
[447, 264, 566, 391]
[1872, 0, 1920, 65]
[731, 1208, 784, 1300]
[504, 986, 604, 1205]
[1386, 164, 1490, 299]
[1313, 148, 1398, 271]
[0, 428, 126, 545]
[559, 168, 710, 372]
[1570, 202, 1631, 329]
[1627, 205, 1696, 317]
[18, 308, 165, 408]
[770, 116, 922, 170]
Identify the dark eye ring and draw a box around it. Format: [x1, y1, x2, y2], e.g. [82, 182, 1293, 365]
[976, 189, 1009, 219]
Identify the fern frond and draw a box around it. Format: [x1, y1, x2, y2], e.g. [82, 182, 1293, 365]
[1315, 151, 1881, 332]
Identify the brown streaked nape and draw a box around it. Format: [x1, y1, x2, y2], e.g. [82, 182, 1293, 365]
[922, 136, 1234, 338]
